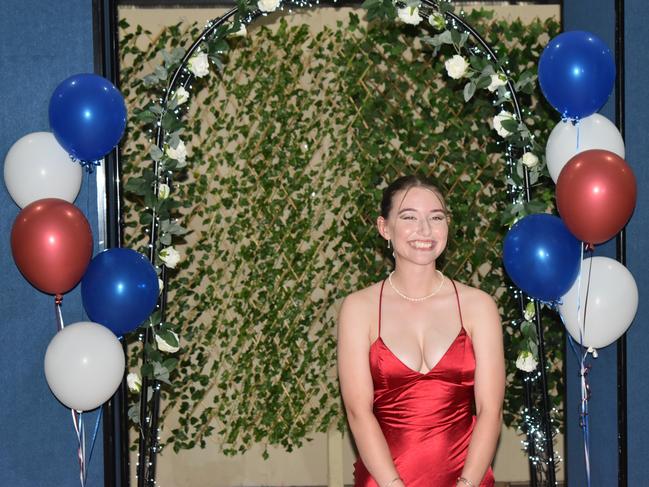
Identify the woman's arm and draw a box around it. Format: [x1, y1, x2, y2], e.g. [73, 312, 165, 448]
[458, 290, 505, 486]
[337, 294, 405, 487]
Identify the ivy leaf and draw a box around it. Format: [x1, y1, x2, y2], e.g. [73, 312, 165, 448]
[463, 81, 476, 102]
[128, 404, 140, 425]
[501, 118, 519, 133]
[437, 1, 454, 14]
[475, 74, 491, 90]
[149, 145, 164, 162]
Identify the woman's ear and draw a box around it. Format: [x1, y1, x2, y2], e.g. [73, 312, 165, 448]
[376, 216, 389, 240]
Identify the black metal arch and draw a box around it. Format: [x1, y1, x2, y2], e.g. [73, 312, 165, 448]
[117, 3, 557, 486]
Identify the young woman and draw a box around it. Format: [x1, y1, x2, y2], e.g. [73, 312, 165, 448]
[338, 175, 505, 487]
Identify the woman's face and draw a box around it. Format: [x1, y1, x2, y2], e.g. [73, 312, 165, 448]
[381, 186, 449, 265]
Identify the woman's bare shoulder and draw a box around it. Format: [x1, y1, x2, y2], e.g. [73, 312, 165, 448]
[453, 280, 497, 309]
[452, 280, 500, 334]
[341, 280, 385, 311]
[337, 280, 384, 341]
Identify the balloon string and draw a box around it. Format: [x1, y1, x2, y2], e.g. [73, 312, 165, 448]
[575, 117, 581, 152]
[568, 335, 592, 487]
[55, 295, 65, 332]
[71, 410, 86, 487]
[87, 408, 103, 473]
[566, 243, 594, 487]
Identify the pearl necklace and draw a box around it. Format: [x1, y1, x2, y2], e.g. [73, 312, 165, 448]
[388, 270, 445, 302]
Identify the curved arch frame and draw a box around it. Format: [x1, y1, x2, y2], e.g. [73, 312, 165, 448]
[134, 3, 556, 486]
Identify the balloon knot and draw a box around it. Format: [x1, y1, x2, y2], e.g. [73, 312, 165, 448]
[55, 294, 63, 306]
[69, 154, 101, 173]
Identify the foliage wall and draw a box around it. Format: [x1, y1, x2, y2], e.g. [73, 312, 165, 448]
[119, 9, 561, 455]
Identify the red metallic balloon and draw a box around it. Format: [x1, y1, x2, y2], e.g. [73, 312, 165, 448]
[556, 149, 636, 245]
[11, 198, 93, 295]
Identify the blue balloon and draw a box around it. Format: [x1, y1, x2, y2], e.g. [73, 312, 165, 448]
[49, 73, 127, 162]
[538, 31, 615, 120]
[81, 248, 158, 337]
[503, 214, 581, 302]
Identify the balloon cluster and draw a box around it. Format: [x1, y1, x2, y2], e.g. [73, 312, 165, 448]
[503, 30, 638, 350]
[5, 73, 158, 412]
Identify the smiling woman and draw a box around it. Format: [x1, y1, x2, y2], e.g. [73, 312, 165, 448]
[338, 175, 505, 487]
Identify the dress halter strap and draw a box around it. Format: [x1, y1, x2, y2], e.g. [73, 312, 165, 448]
[450, 279, 465, 329]
[379, 276, 465, 333]
[378, 279, 386, 338]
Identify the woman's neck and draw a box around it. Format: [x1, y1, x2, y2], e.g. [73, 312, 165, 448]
[390, 263, 442, 296]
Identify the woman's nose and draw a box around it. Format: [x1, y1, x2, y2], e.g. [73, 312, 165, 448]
[418, 218, 432, 235]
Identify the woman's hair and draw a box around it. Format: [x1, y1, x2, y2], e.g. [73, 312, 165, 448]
[380, 175, 448, 219]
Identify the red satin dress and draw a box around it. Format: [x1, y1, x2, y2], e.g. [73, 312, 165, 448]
[353, 280, 495, 487]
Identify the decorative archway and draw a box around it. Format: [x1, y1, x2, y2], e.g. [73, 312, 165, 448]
[119, 2, 559, 485]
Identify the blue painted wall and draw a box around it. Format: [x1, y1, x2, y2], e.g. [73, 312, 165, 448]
[564, 0, 649, 485]
[622, 1, 649, 485]
[0, 1, 104, 486]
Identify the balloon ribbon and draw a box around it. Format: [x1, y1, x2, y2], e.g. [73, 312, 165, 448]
[54, 295, 102, 486]
[566, 245, 593, 487]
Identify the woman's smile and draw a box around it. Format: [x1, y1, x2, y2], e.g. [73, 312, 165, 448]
[409, 240, 435, 250]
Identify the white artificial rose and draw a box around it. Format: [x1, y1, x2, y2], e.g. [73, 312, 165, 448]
[493, 110, 515, 138]
[188, 51, 210, 78]
[522, 152, 539, 169]
[487, 73, 507, 92]
[258, 0, 280, 13]
[166, 140, 187, 163]
[173, 86, 189, 105]
[127, 372, 142, 393]
[516, 351, 538, 373]
[158, 183, 170, 200]
[231, 23, 247, 37]
[444, 55, 469, 80]
[428, 12, 445, 30]
[155, 331, 180, 353]
[397, 6, 421, 26]
[159, 246, 181, 269]
[158, 278, 164, 295]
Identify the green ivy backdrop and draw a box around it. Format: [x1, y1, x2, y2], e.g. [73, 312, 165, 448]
[119, 8, 561, 456]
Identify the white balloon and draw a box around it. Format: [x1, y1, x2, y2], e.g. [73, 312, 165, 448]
[3, 131, 82, 208]
[44, 322, 125, 411]
[545, 114, 625, 183]
[559, 257, 638, 349]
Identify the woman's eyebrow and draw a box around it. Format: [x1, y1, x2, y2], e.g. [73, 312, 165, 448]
[397, 208, 446, 214]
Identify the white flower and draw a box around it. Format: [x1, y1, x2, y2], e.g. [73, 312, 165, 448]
[428, 12, 445, 30]
[492, 110, 515, 138]
[231, 23, 247, 37]
[159, 246, 181, 269]
[487, 73, 507, 92]
[516, 351, 538, 372]
[127, 372, 142, 393]
[166, 140, 187, 163]
[158, 278, 164, 295]
[155, 331, 180, 353]
[258, 0, 280, 13]
[173, 86, 189, 105]
[397, 6, 421, 26]
[522, 152, 539, 169]
[158, 183, 170, 200]
[444, 55, 469, 80]
[188, 51, 210, 78]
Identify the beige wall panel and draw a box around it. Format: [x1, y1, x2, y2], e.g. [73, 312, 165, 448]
[121, 4, 561, 485]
